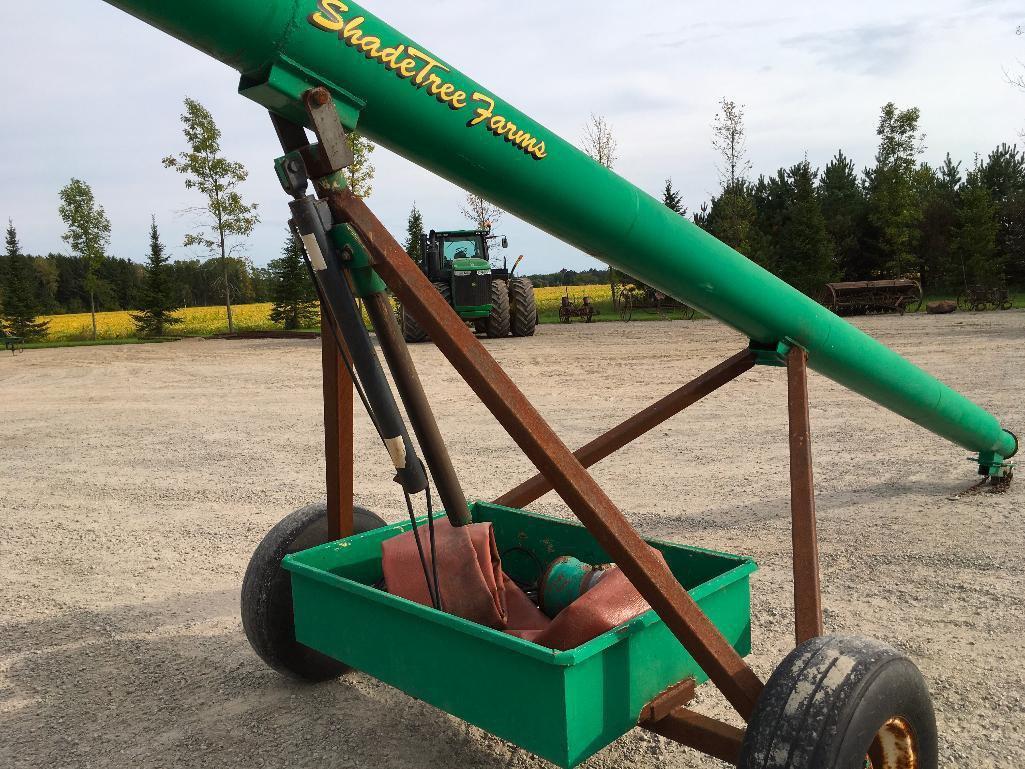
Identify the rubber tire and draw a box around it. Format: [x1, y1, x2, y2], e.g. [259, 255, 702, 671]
[509, 277, 537, 337]
[241, 502, 387, 681]
[485, 279, 511, 338]
[739, 635, 937, 769]
[400, 304, 428, 343]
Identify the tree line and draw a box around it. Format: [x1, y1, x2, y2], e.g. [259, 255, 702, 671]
[585, 102, 1024, 299]
[1, 98, 375, 340]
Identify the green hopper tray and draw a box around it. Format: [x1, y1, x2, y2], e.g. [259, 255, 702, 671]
[283, 502, 756, 768]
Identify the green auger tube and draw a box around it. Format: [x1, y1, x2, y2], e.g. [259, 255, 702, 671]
[101, 0, 1016, 470]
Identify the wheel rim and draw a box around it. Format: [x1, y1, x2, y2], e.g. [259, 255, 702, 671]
[865, 716, 919, 769]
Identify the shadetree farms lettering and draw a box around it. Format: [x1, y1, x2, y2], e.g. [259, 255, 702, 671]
[307, 1, 548, 160]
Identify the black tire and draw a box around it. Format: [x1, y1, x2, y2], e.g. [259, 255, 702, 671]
[400, 304, 428, 343]
[739, 635, 937, 769]
[956, 291, 972, 312]
[241, 502, 387, 681]
[485, 279, 511, 338]
[433, 281, 452, 306]
[509, 277, 537, 337]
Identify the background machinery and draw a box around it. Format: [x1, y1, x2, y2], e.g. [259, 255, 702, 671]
[399, 228, 537, 342]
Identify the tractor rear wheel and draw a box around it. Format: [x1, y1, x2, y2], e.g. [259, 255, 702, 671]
[400, 304, 428, 343]
[739, 635, 937, 769]
[241, 502, 387, 681]
[485, 279, 511, 338]
[509, 277, 537, 337]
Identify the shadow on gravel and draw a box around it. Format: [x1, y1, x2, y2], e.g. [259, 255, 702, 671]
[1, 590, 513, 769]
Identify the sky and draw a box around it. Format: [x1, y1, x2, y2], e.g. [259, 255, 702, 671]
[1, 0, 1022, 273]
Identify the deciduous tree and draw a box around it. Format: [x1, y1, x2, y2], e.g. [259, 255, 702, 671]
[864, 102, 925, 278]
[712, 98, 753, 188]
[460, 193, 502, 234]
[345, 132, 376, 198]
[58, 178, 110, 340]
[581, 114, 618, 169]
[163, 97, 259, 333]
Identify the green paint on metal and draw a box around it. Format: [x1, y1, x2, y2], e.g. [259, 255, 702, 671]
[453, 305, 490, 319]
[328, 224, 387, 297]
[283, 502, 756, 768]
[100, 0, 1017, 463]
[749, 338, 794, 367]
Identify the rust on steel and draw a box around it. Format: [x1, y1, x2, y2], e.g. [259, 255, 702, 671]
[641, 707, 745, 765]
[328, 189, 764, 720]
[786, 346, 825, 644]
[496, 349, 756, 509]
[321, 309, 354, 540]
[638, 678, 697, 724]
[363, 292, 471, 526]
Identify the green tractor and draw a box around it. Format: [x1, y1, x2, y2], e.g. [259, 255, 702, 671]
[399, 228, 538, 343]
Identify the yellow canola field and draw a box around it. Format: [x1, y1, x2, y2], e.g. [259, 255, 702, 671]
[41, 303, 276, 342]
[38, 284, 614, 342]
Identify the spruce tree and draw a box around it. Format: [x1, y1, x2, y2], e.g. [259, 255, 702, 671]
[269, 230, 319, 330]
[131, 217, 182, 337]
[404, 203, 425, 265]
[2, 221, 49, 340]
[776, 161, 835, 295]
[662, 179, 687, 215]
[915, 157, 960, 291]
[818, 150, 866, 279]
[956, 166, 1001, 288]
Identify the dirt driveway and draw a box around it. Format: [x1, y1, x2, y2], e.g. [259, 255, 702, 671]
[1, 312, 1022, 768]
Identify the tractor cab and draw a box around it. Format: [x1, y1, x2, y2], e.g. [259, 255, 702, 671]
[401, 227, 536, 343]
[422, 229, 499, 318]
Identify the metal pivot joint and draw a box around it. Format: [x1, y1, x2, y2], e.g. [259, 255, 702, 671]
[277, 87, 472, 526]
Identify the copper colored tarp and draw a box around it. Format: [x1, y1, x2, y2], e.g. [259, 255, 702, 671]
[380, 519, 663, 650]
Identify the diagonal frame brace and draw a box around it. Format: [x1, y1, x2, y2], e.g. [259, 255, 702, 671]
[495, 349, 756, 509]
[322, 187, 764, 720]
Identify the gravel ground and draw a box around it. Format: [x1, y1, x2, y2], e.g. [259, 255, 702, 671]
[1, 311, 1023, 768]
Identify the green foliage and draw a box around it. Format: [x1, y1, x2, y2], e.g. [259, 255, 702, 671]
[526, 267, 611, 288]
[707, 181, 758, 258]
[163, 97, 259, 332]
[662, 179, 686, 216]
[269, 231, 319, 330]
[818, 150, 865, 280]
[864, 102, 925, 278]
[131, 217, 183, 337]
[956, 165, 1001, 287]
[346, 132, 376, 198]
[58, 178, 111, 339]
[912, 158, 959, 291]
[404, 203, 425, 265]
[2, 221, 49, 339]
[775, 161, 836, 294]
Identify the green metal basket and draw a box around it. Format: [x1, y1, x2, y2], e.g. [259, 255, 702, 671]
[283, 502, 756, 768]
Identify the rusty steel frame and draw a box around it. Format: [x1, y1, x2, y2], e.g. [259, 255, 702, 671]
[325, 188, 764, 721]
[299, 88, 831, 762]
[786, 347, 825, 644]
[642, 706, 745, 765]
[495, 349, 756, 509]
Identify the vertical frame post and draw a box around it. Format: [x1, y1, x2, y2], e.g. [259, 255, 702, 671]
[786, 346, 824, 644]
[321, 307, 354, 539]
